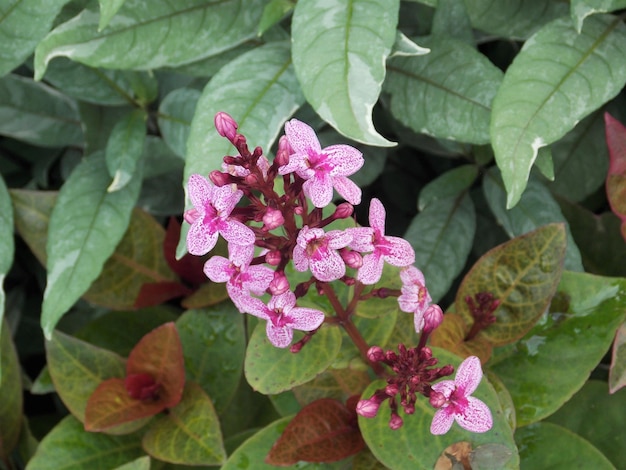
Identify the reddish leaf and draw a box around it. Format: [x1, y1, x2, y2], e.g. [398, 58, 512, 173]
[266, 398, 364, 466]
[605, 113, 626, 241]
[164, 217, 206, 286]
[430, 313, 493, 364]
[126, 322, 185, 408]
[133, 281, 191, 309]
[609, 322, 626, 394]
[84, 378, 163, 431]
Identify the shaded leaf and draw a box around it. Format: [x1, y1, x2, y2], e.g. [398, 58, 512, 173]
[292, 368, 371, 406]
[291, 0, 398, 146]
[26, 415, 144, 470]
[418, 165, 479, 211]
[385, 35, 503, 145]
[105, 109, 146, 192]
[34, 1, 267, 79]
[133, 281, 190, 309]
[430, 313, 493, 363]
[571, 0, 626, 32]
[0, 319, 22, 460]
[176, 304, 246, 413]
[98, 0, 127, 30]
[483, 168, 583, 272]
[0, 0, 71, 77]
[404, 193, 476, 303]
[515, 422, 614, 469]
[258, 0, 294, 36]
[266, 398, 364, 465]
[609, 322, 626, 393]
[158, 87, 201, 158]
[42, 152, 142, 338]
[605, 112, 626, 241]
[431, 0, 473, 44]
[490, 15, 626, 208]
[0, 174, 13, 379]
[142, 382, 226, 466]
[112, 456, 150, 470]
[0, 74, 82, 147]
[10, 189, 56, 265]
[245, 324, 342, 395]
[489, 271, 626, 426]
[456, 224, 566, 346]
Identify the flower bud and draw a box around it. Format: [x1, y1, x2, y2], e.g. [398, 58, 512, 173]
[356, 398, 381, 418]
[268, 272, 290, 295]
[209, 170, 231, 187]
[333, 202, 354, 220]
[183, 208, 199, 225]
[385, 384, 400, 396]
[404, 403, 415, 415]
[214, 112, 238, 141]
[429, 390, 447, 409]
[367, 346, 385, 362]
[423, 304, 444, 333]
[294, 206, 304, 216]
[275, 135, 292, 167]
[263, 207, 285, 231]
[244, 173, 259, 186]
[265, 250, 282, 266]
[340, 249, 362, 269]
[389, 413, 403, 430]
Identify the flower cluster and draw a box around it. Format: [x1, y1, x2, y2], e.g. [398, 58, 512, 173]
[183, 112, 492, 436]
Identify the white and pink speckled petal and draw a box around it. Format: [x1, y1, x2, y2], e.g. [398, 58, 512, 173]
[212, 184, 242, 215]
[349, 227, 375, 253]
[332, 176, 362, 205]
[310, 249, 346, 282]
[304, 173, 333, 208]
[266, 322, 293, 348]
[187, 174, 213, 210]
[288, 307, 325, 331]
[431, 380, 456, 398]
[268, 291, 297, 313]
[401, 266, 425, 287]
[219, 219, 255, 246]
[245, 265, 275, 295]
[325, 144, 364, 176]
[369, 198, 386, 234]
[456, 356, 483, 396]
[384, 236, 416, 267]
[455, 397, 493, 433]
[285, 119, 322, 154]
[293, 245, 309, 272]
[278, 154, 308, 176]
[430, 408, 455, 435]
[229, 243, 255, 267]
[239, 295, 270, 320]
[327, 229, 352, 250]
[203, 256, 231, 283]
[187, 220, 218, 256]
[357, 252, 384, 285]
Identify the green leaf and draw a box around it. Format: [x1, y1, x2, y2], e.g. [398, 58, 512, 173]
[358, 348, 519, 470]
[26, 415, 144, 470]
[385, 35, 503, 145]
[456, 224, 566, 346]
[0, 319, 22, 460]
[10, 189, 57, 265]
[42, 152, 142, 338]
[0, 174, 13, 378]
[534, 147, 555, 181]
[571, 0, 626, 32]
[490, 15, 626, 208]
[112, 456, 150, 470]
[45, 330, 125, 422]
[483, 169, 584, 272]
[34, 0, 267, 79]
[158, 88, 201, 158]
[609, 323, 626, 393]
[258, 0, 294, 36]
[185, 41, 304, 180]
[142, 382, 226, 466]
[547, 380, 626, 468]
[0, 74, 82, 147]
[515, 422, 615, 469]
[291, 0, 399, 146]
[431, 0, 473, 44]
[105, 109, 146, 192]
[489, 271, 626, 426]
[245, 324, 342, 395]
[404, 193, 476, 303]
[98, 0, 126, 30]
[418, 165, 479, 211]
[464, 0, 568, 39]
[176, 304, 246, 413]
[389, 31, 430, 58]
[547, 110, 609, 202]
[0, 0, 71, 77]
[605, 112, 626, 241]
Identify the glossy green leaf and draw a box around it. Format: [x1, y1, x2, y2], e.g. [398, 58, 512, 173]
[258, 0, 294, 36]
[158, 88, 201, 158]
[10, 189, 56, 265]
[418, 165, 479, 211]
[389, 31, 430, 58]
[112, 456, 150, 470]
[489, 271, 626, 426]
[34, 0, 267, 79]
[291, 0, 398, 146]
[26, 415, 144, 470]
[515, 422, 614, 470]
[534, 147, 554, 181]
[245, 324, 342, 395]
[431, 0, 473, 44]
[98, 0, 127, 30]
[490, 15, 626, 208]
[45, 330, 125, 422]
[142, 382, 226, 466]
[359, 348, 518, 470]
[571, 0, 626, 32]
[457, 224, 566, 346]
[42, 152, 142, 338]
[547, 380, 626, 468]
[176, 304, 245, 413]
[185, 41, 304, 181]
[483, 169, 583, 272]
[610, 323, 626, 393]
[355, 263, 402, 319]
[0, 74, 82, 147]
[547, 110, 609, 202]
[0, 174, 13, 378]
[0, 0, 71, 77]
[464, 0, 568, 39]
[404, 193, 476, 303]
[105, 109, 146, 191]
[292, 368, 370, 406]
[385, 36, 503, 145]
[0, 319, 22, 460]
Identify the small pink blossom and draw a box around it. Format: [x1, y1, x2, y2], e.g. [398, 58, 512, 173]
[184, 174, 255, 255]
[349, 198, 415, 285]
[398, 266, 432, 331]
[278, 119, 364, 208]
[241, 291, 325, 348]
[262, 207, 285, 231]
[423, 304, 443, 333]
[429, 356, 493, 435]
[203, 243, 274, 312]
[293, 226, 352, 282]
[356, 398, 381, 418]
[214, 111, 238, 141]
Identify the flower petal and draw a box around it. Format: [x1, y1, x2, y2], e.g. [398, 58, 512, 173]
[326, 229, 352, 250]
[212, 184, 242, 215]
[383, 236, 416, 267]
[349, 227, 375, 253]
[430, 407, 455, 435]
[325, 144, 364, 176]
[455, 396, 493, 433]
[219, 219, 255, 246]
[203, 256, 231, 283]
[285, 119, 321, 154]
[245, 265, 275, 295]
[357, 252, 384, 285]
[414, 309, 425, 333]
[401, 266, 425, 286]
[288, 307, 325, 331]
[239, 295, 270, 320]
[293, 245, 308, 272]
[310, 249, 346, 282]
[187, 220, 218, 256]
[368, 198, 386, 234]
[431, 380, 456, 398]
[266, 322, 293, 348]
[268, 291, 297, 313]
[229, 243, 255, 267]
[187, 174, 213, 210]
[333, 176, 362, 205]
[304, 173, 333, 208]
[455, 356, 483, 396]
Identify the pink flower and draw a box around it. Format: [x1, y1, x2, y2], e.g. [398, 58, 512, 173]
[241, 291, 325, 348]
[184, 174, 255, 255]
[203, 244, 274, 312]
[429, 356, 493, 435]
[398, 266, 432, 331]
[349, 198, 415, 285]
[422, 304, 443, 333]
[278, 119, 364, 208]
[293, 226, 352, 282]
[214, 111, 238, 141]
